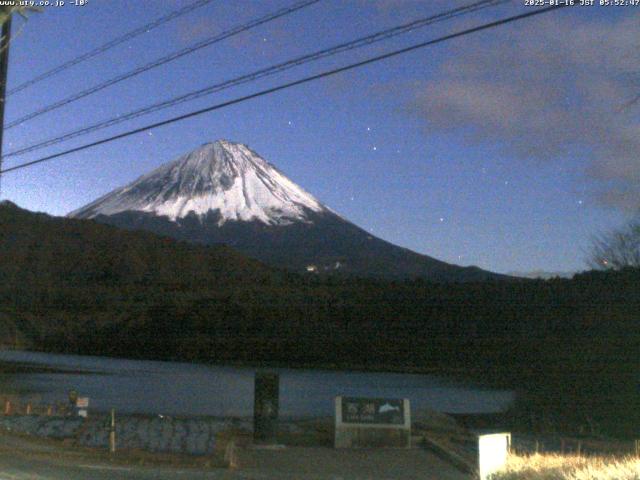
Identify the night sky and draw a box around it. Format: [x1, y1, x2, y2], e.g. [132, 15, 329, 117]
[2, 0, 637, 275]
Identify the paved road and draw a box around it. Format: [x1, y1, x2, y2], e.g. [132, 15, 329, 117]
[0, 433, 471, 479]
[0, 434, 230, 480]
[0, 457, 234, 480]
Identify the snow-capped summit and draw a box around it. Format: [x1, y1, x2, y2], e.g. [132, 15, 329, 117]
[69, 140, 326, 226]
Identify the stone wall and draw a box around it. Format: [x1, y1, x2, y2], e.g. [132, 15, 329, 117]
[0, 414, 252, 455]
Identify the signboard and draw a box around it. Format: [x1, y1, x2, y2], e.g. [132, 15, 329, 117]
[341, 397, 405, 425]
[335, 396, 410, 448]
[75, 397, 89, 418]
[478, 433, 511, 480]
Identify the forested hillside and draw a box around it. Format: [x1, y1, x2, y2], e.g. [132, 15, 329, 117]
[1, 201, 638, 438]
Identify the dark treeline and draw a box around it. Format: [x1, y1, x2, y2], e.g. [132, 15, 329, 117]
[1, 202, 638, 438]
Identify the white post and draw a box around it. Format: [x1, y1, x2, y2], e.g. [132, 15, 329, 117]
[478, 433, 511, 480]
[109, 408, 116, 454]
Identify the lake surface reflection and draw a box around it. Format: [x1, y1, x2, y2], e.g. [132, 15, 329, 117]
[0, 350, 513, 418]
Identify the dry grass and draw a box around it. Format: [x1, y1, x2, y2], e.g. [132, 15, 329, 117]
[490, 453, 640, 480]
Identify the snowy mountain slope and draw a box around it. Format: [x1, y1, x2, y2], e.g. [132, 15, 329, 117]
[70, 140, 326, 226]
[70, 140, 507, 282]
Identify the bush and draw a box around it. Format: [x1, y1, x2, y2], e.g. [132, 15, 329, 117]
[490, 453, 640, 480]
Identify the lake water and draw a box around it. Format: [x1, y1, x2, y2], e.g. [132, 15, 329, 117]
[0, 350, 513, 418]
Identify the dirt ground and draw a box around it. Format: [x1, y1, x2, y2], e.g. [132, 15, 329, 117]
[235, 445, 472, 479]
[0, 430, 473, 479]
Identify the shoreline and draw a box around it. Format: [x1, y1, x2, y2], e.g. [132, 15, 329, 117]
[0, 348, 507, 391]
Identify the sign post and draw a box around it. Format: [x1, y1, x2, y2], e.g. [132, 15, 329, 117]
[253, 372, 279, 444]
[335, 396, 411, 448]
[478, 432, 511, 480]
[68, 390, 78, 416]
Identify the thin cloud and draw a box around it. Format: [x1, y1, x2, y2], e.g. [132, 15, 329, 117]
[407, 12, 640, 212]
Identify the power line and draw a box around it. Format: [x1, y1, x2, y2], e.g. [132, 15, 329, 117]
[4, 0, 320, 129]
[0, 4, 565, 176]
[8, 0, 216, 96]
[5, 0, 508, 159]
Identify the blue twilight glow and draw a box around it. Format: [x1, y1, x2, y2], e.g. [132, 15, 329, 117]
[3, 1, 637, 274]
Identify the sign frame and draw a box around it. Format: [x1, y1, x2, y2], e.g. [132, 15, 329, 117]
[334, 396, 411, 448]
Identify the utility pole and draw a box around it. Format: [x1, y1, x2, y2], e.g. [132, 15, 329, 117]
[0, 9, 12, 197]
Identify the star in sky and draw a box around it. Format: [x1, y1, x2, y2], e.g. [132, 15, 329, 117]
[6, 0, 629, 275]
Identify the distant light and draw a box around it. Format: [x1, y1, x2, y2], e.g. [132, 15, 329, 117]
[439, 217, 444, 222]
[372, 146, 377, 151]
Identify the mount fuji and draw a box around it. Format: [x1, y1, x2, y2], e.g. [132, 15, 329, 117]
[70, 140, 503, 281]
